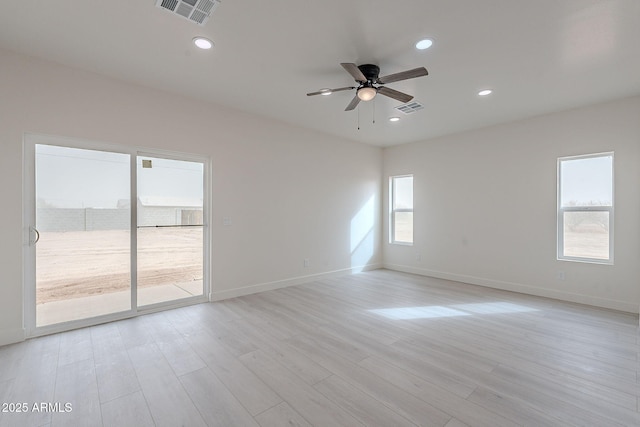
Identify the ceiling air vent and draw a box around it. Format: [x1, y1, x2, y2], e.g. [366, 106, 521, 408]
[156, 0, 221, 26]
[395, 101, 424, 115]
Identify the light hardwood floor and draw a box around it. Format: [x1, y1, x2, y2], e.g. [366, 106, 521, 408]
[1, 269, 638, 426]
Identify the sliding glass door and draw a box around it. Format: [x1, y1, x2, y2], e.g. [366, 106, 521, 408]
[25, 135, 208, 334]
[136, 155, 204, 307]
[34, 144, 131, 327]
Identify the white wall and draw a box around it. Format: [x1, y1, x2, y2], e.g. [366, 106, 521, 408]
[383, 96, 640, 313]
[0, 48, 382, 345]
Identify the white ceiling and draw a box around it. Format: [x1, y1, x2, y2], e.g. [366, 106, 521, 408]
[1, 0, 638, 147]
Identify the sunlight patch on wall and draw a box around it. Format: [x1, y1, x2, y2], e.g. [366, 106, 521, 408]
[350, 195, 375, 272]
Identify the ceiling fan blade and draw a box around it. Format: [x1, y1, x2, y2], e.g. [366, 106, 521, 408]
[378, 67, 428, 84]
[330, 86, 356, 93]
[345, 95, 361, 111]
[377, 86, 414, 103]
[306, 86, 355, 96]
[341, 63, 367, 82]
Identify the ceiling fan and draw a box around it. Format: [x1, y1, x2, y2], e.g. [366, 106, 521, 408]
[307, 63, 428, 111]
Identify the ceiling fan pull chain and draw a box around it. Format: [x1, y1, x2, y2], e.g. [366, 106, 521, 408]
[357, 104, 360, 130]
[373, 99, 376, 124]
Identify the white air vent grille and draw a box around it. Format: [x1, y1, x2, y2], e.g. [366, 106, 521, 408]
[395, 101, 424, 115]
[156, 0, 221, 26]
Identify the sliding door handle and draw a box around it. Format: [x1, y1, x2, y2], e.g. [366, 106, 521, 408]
[30, 227, 40, 246]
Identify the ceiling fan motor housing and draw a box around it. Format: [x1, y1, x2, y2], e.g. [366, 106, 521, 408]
[357, 64, 380, 83]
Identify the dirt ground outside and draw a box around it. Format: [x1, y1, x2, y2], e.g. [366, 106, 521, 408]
[563, 228, 609, 260]
[36, 228, 203, 304]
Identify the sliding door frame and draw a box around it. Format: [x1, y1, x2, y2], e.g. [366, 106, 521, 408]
[23, 133, 211, 338]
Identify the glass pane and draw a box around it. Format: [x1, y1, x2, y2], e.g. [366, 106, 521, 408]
[35, 145, 130, 326]
[563, 211, 609, 260]
[560, 155, 613, 207]
[393, 176, 413, 209]
[137, 157, 204, 307]
[394, 212, 414, 243]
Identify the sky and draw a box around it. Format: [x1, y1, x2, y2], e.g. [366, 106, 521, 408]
[36, 144, 203, 209]
[393, 176, 413, 209]
[560, 154, 613, 206]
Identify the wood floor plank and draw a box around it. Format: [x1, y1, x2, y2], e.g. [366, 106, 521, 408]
[91, 323, 141, 404]
[364, 339, 479, 398]
[229, 317, 332, 385]
[0, 379, 15, 427]
[51, 359, 101, 427]
[490, 364, 640, 426]
[239, 349, 365, 427]
[155, 335, 207, 377]
[0, 336, 59, 427]
[358, 356, 518, 427]
[94, 348, 140, 404]
[236, 303, 298, 340]
[254, 402, 312, 427]
[304, 328, 371, 363]
[390, 338, 495, 387]
[116, 316, 155, 349]
[467, 386, 565, 427]
[495, 354, 638, 411]
[402, 311, 639, 397]
[313, 374, 419, 427]
[183, 329, 283, 416]
[201, 318, 260, 357]
[0, 341, 26, 383]
[101, 390, 155, 427]
[179, 367, 259, 427]
[90, 323, 126, 361]
[468, 363, 629, 426]
[127, 342, 207, 427]
[286, 333, 452, 427]
[57, 328, 93, 368]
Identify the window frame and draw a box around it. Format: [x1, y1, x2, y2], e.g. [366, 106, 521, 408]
[557, 152, 614, 264]
[389, 174, 414, 245]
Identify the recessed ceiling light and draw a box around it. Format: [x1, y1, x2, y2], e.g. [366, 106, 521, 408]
[193, 37, 213, 49]
[389, 117, 400, 122]
[415, 39, 433, 50]
[319, 88, 333, 96]
[478, 89, 493, 96]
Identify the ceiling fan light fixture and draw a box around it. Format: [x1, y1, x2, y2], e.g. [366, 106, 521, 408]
[357, 86, 377, 101]
[415, 39, 433, 50]
[193, 37, 213, 49]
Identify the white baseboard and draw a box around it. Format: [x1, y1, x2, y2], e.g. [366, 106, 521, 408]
[0, 327, 26, 347]
[383, 263, 639, 314]
[210, 263, 381, 301]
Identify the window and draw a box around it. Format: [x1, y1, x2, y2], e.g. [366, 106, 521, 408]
[390, 175, 413, 244]
[557, 153, 613, 263]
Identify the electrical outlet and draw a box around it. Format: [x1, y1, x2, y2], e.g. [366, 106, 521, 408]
[304, 258, 310, 268]
[556, 271, 565, 281]
[416, 252, 421, 261]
